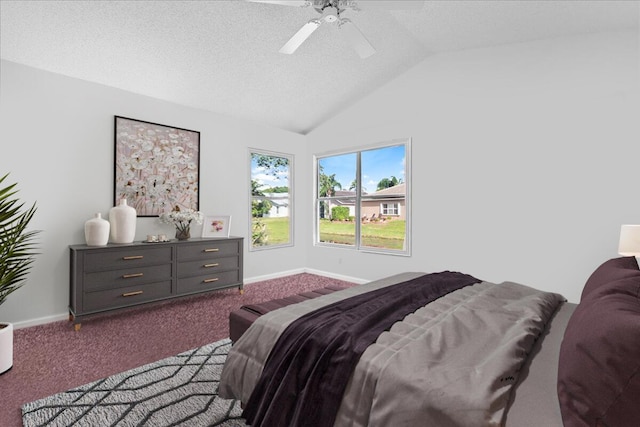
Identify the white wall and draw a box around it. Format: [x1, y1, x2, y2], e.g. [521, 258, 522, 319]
[0, 59, 308, 326]
[1, 29, 638, 326]
[305, 31, 640, 303]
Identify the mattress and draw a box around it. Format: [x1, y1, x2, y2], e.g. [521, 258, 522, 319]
[220, 272, 570, 426]
[505, 300, 576, 426]
[221, 257, 640, 427]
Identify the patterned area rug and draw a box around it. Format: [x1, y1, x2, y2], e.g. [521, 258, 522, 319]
[22, 339, 245, 427]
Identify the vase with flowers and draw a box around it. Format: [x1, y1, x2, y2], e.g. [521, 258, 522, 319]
[159, 206, 203, 240]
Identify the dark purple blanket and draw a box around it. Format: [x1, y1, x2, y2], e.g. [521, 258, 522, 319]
[242, 271, 481, 427]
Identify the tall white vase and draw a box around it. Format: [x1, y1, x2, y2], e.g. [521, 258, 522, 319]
[109, 199, 136, 243]
[84, 213, 110, 246]
[0, 323, 13, 375]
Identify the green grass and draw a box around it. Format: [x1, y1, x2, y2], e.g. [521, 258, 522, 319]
[251, 217, 405, 250]
[319, 219, 405, 250]
[252, 217, 290, 246]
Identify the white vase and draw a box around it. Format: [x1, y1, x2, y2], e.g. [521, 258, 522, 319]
[84, 213, 110, 246]
[0, 322, 13, 375]
[109, 199, 136, 243]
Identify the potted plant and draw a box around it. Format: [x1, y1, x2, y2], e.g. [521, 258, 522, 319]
[0, 173, 39, 375]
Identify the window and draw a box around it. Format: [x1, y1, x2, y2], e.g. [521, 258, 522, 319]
[249, 150, 293, 250]
[315, 139, 410, 255]
[381, 203, 400, 216]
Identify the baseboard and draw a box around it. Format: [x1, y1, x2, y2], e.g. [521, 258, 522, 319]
[243, 268, 307, 285]
[12, 269, 368, 330]
[12, 313, 70, 330]
[302, 268, 369, 285]
[244, 268, 368, 286]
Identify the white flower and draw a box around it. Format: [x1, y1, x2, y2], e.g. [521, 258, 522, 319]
[159, 207, 203, 232]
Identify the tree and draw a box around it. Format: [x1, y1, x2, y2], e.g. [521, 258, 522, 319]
[348, 179, 366, 193]
[251, 152, 287, 215]
[318, 170, 342, 219]
[251, 179, 272, 218]
[262, 186, 289, 194]
[376, 176, 402, 191]
[252, 153, 289, 177]
[319, 173, 342, 197]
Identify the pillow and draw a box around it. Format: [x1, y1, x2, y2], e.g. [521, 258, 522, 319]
[557, 257, 640, 427]
[580, 256, 640, 301]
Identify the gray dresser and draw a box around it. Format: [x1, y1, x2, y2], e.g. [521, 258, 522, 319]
[69, 237, 243, 330]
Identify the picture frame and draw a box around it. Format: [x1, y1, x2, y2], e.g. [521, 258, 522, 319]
[114, 116, 200, 217]
[202, 215, 231, 238]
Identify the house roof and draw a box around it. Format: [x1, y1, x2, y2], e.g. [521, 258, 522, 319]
[334, 190, 357, 197]
[1, 1, 636, 134]
[370, 183, 406, 197]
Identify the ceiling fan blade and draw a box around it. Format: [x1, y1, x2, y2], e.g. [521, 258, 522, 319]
[339, 18, 375, 59]
[279, 19, 322, 54]
[248, 0, 312, 7]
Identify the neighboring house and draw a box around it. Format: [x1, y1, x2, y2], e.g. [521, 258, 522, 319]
[331, 190, 357, 218]
[326, 185, 406, 220]
[361, 183, 406, 220]
[263, 192, 289, 218]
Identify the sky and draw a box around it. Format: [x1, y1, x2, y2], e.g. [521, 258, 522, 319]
[318, 144, 406, 193]
[251, 154, 290, 190]
[250, 145, 406, 193]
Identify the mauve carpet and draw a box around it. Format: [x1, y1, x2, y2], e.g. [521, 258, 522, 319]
[0, 273, 356, 427]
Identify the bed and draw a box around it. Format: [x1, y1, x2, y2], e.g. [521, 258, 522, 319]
[219, 257, 640, 427]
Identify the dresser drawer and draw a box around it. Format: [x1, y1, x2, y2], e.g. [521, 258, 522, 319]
[83, 281, 172, 312]
[177, 256, 239, 278]
[176, 240, 239, 261]
[84, 246, 172, 272]
[177, 270, 240, 295]
[69, 237, 243, 327]
[84, 264, 173, 292]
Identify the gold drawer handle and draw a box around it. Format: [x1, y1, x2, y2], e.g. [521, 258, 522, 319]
[122, 290, 143, 297]
[122, 273, 144, 279]
[203, 263, 219, 268]
[203, 278, 219, 283]
[203, 248, 219, 252]
[123, 255, 144, 260]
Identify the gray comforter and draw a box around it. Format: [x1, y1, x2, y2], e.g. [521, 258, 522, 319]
[219, 272, 564, 427]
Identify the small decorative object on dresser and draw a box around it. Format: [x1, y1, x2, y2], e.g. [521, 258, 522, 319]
[202, 215, 231, 238]
[69, 237, 243, 330]
[84, 213, 110, 246]
[109, 198, 136, 243]
[159, 206, 203, 241]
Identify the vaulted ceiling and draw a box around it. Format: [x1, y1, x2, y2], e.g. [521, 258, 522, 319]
[1, 0, 637, 134]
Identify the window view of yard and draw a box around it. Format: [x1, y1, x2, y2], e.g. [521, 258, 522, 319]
[319, 218, 406, 250]
[250, 151, 292, 250]
[316, 142, 410, 254]
[251, 216, 290, 246]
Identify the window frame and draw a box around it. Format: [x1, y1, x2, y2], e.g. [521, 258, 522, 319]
[381, 203, 400, 216]
[313, 139, 411, 256]
[249, 148, 294, 251]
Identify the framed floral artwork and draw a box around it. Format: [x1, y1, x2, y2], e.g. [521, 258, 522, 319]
[202, 215, 231, 238]
[114, 116, 200, 217]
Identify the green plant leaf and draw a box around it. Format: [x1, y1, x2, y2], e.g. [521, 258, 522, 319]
[0, 173, 41, 306]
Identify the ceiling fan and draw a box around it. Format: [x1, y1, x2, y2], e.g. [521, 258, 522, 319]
[249, 0, 377, 58]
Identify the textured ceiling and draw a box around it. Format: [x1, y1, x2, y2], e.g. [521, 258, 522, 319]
[1, 0, 637, 134]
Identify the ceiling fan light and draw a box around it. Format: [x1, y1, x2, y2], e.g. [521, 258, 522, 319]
[324, 14, 339, 23]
